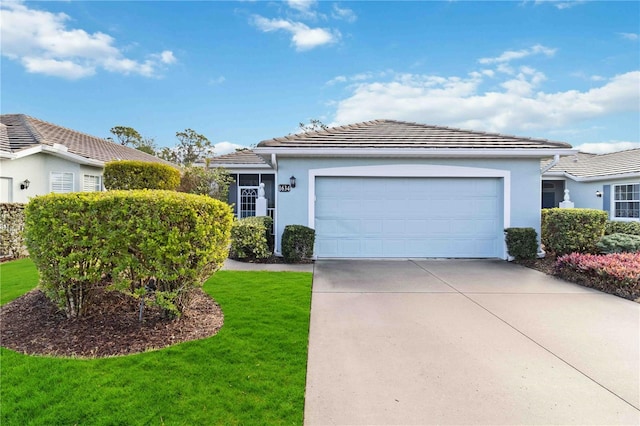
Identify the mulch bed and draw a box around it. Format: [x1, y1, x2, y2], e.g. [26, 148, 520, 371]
[514, 255, 557, 275]
[0, 287, 223, 358]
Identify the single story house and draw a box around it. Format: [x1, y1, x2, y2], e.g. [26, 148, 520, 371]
[210, 119, 576, 259]
[0, 114, 173, 203]
[542, 148, 640, 221]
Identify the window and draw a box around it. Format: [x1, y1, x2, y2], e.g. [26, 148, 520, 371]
[83, 175, 102, 192]
[613, 183, 640, 219]
[51, 172, 74, 193]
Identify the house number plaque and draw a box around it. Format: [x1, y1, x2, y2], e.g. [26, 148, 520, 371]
[279, 184, 291, 192]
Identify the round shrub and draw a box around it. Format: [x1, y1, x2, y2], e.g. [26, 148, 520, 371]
[104, 160, 180, 190]
[597, 233, 640, 253]
[25, 190, 233, 318]
[229, 216, 274, 260]
[281, 225, 315, 263]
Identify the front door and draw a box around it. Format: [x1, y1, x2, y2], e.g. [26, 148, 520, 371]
[238, 186, 259, 218]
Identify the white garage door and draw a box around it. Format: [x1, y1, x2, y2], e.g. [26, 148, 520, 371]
[315, 177, 502, 258]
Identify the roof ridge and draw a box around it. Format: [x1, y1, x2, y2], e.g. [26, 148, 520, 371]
[16, 114, 46, 144]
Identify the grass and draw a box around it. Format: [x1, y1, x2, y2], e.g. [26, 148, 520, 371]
[0, 258, 39, 304]
[0, 259, 313, 425]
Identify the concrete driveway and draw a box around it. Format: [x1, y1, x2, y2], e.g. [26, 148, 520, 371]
[304, 259, 640, 425]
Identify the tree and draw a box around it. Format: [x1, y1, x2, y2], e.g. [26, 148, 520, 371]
[109, 126, 158, 155]
[178, 165, 233, 202]
[163, 128, 215, 165]
[110, 126, 143, 146]
[298, 119, 328, 133]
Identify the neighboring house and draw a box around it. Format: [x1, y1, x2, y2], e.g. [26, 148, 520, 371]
[542, 149, 640, 221]
[0, 114, 173, 203]
[213, 119, 575, 259]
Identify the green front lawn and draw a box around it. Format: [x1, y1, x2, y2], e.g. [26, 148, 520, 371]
[0, 259, 313, 425]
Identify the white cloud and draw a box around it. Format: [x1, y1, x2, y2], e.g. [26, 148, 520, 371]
[159, 50, 177, 64]
[286, 0, 316, 13]
[479, 44, 557, 64]
[0, 1, 176, 79]
[618, 32, 639, 41]
[252, 15, 340, 51]
[208, 76, 226, 85]
[331, 69, 640, 137]
[533, 0, 587, 10]
[214, 142, 246, 156]
[573, 141, 640, 154]
[332, 4, 357, 23]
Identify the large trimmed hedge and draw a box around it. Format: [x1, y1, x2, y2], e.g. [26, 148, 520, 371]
[541, 208, 608, 255]
[104, 160, 180, 190]
[25, 190, 233, 318]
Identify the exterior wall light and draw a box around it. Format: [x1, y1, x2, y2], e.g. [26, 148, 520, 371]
[290, 175, 296, 188]
[20, 179, 30, 190]
[595, 190, 603, 198]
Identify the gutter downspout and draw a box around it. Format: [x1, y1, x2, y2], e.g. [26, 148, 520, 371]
[541, 154, 560, 174]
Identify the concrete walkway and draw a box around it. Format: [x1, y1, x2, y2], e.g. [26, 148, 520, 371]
[305, 259, 640, 425]
[221, 258, 314, 273]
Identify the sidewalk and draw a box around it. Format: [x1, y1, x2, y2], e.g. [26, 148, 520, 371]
[221, 258, 314, 273]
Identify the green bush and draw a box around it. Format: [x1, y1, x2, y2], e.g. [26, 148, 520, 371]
[541, 208, 608, 255]
[229, 216, 273, 260]
[0, 203, 27, 259]
[104, 160, 180, 190]
[24, 192, 106, 317]
[282, 225, 315, 263]
[178, 166, 234, 202]
[597, 233, 640, 253]
[25, 190, 233, 318]
[605, 220, 640, 236]
[504, 227, 538, 260]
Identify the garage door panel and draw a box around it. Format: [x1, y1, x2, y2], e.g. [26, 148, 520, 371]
[315, 177, 502, 258]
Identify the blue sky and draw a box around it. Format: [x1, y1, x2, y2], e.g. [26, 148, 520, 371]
[2, 0, 639, 154]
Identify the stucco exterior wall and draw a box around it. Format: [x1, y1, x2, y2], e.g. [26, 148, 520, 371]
[566, 177, 640, 220]
[0, 153, 103, 203]
[272, 156, 543, 255]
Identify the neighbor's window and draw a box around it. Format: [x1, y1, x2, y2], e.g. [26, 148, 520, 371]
[613, 183, 640, 219]
[83, 174, 102, 192]
[50, 172, 74, 193]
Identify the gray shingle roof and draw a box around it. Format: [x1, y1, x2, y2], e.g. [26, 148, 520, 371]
[257, 119, 572, 149]
[0, 114, 173, 165]
[546, 148, 640, 179]
[207, 149, 268, 166]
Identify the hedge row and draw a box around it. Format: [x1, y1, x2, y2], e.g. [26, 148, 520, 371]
[25, 190, 233, 318]
[605, 220, 640, 236]
[0, 203, 27, 259]
[555, 252, 640, 300]
[104, 160, 180, 190]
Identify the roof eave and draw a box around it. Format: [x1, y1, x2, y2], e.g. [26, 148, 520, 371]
[559, 171, 640, 182]
[208, 163, 271, 169]
[252, 147, 577, 158]
[11, 145, 104, 167]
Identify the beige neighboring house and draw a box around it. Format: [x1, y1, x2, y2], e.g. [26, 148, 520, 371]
[0, 114, 173, 203]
